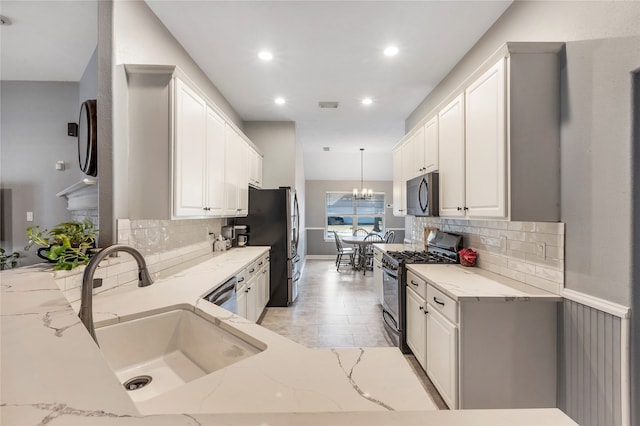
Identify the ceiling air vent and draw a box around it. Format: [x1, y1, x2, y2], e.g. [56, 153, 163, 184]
[319, 101, 339, 109]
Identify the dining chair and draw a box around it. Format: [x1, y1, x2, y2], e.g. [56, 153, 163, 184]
[332, 231, 355, 271]
[384, 230, 395, 243]
[362, 233, 384, 274]
[353, 228, 368, 237]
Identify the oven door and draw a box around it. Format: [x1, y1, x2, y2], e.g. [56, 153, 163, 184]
[381, 263, 401, 346]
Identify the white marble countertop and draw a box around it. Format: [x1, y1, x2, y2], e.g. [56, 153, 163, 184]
[407, 263, 563, 302]
[1, 247, 574, 425]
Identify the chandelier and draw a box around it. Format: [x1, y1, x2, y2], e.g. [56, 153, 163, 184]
[354, 148, 373, 200]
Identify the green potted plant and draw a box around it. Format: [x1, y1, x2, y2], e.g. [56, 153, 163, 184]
[25, 219, 99, 271]
[0, 248, 20, 270]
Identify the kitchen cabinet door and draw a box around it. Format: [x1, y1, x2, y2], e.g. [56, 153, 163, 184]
[438, 94, 466, 217]
[424, 115, 439, 173]
[246, 277, 258, 323]
[249, 147, 263, 188]
[223, 125, 238, 216]
[426, 306, 458, 409]
[173, 79, 207, 217]
[406, 286, 427, 370]
[204, 107, 226, 216]
[465, 58, 506, 218]
[223, 125, 249, 216]
[411, 126, 426, 178]
[392, 145, 406, 216]
[236, 137, 249, 216]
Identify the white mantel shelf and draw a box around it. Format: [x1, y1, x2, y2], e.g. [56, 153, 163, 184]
[56, 178, 98, 211]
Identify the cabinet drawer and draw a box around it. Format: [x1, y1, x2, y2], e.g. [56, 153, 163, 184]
[246, 261, 259, 279]
[256, 255, 268, 271]
[427, 284, 457, 324]
[406, 270, 427, 299]
[374, 248, 383, 262]
[236, 269, 247, 288]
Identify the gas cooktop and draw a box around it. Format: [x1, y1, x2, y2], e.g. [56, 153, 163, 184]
[383, 231, 462, 267]
[385, 250, 458, 265]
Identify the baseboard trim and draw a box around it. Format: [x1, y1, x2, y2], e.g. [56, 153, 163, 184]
[305, 255, 335, 260]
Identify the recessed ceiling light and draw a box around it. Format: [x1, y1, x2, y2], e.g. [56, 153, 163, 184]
[362, 98, 373, 105]
[384, 46, 399, 57]
[274, 97, 285, 105]
[258, 51, 273, 61]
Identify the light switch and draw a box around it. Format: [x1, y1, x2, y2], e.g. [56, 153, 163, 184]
[26, 211, 33, 222]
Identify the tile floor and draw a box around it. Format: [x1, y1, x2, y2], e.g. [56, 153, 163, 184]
[259, 259, 448, 410]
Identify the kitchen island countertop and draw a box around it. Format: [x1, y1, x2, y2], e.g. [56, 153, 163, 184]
[1, 247, 574, 425]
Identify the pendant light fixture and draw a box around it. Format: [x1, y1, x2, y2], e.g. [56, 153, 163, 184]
[354, 148, 373, 200]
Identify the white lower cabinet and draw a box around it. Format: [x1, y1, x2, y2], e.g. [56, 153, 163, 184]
[245, 276, 259, 323]
[425, 303, 458, 409]
[405, 286, 427, 369]
[238, 255, 270, 323]
[406, 266, 558, 410]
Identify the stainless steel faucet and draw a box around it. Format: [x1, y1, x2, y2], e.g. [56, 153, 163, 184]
[79, 244, 153, 344]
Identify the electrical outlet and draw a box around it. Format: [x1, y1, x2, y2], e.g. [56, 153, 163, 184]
[26, 211, 33, 222]
[537, 242, 546, 259]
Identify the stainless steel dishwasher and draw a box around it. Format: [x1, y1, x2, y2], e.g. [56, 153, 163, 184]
[203, 276, 238, 314]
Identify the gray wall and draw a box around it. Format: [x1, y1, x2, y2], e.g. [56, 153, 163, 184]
[406, 1, 640, 307]
[305, 180, 404, 256]
[0, 81, 79, 265]
[243, 121, 297, 190]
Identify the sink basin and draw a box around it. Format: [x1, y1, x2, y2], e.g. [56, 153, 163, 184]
[95, 308, 263, 402]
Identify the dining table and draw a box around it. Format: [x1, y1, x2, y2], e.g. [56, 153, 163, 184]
[341, 235, 382, 271]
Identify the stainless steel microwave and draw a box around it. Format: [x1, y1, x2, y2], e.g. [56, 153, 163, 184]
[406, 172, 439, 217]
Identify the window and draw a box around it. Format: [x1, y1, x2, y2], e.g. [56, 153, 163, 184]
[326, 192, 385, 238]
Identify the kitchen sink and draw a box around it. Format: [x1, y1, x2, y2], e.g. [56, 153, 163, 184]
[95, 308, 264, 402]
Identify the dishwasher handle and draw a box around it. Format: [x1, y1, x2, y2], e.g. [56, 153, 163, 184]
[205, 276, 237, 306]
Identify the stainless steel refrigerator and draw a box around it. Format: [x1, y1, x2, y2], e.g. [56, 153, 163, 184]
[236, 186, 300, 307]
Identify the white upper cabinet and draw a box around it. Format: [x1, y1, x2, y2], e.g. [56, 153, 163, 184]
[410, 126, 425, 178]
[438, 94, 466, 217]
[248, 147, 263, 188]
[124, 65, 261, 220]
[173, 78, 208, 217]
[224, 125, 249, 217]
[464, 58, 506, 218]
[423, 115, 439, 173]
[392, 136, 414, 216]
[394, 42, 562, 222]
[204, 107, 226, 215]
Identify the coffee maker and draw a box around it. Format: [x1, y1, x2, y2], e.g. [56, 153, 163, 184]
[234, 225, 248, 247]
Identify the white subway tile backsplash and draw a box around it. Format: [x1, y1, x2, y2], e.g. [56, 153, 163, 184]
[409, 217, 565, 294]
[54, 218, 223, 297]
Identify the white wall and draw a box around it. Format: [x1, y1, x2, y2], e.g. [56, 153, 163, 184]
[406, 1, 640, 307]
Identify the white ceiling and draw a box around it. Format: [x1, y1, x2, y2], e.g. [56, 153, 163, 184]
[0, 1, 97, 81]
[0, 1, 512, 181]
[145, 1, 512, 180]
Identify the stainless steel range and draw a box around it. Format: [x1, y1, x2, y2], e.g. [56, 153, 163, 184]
[381, 231, 462, 352]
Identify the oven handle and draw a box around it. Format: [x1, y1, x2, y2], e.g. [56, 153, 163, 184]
[382, 265, 397, 279]
[382, 308, 400, 334]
